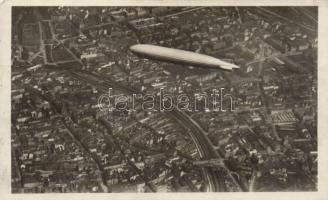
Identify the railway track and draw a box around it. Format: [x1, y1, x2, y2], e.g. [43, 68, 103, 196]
[67, 70, 247, 191]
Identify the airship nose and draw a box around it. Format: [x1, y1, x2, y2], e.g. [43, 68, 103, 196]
[129, 45, 138, 51]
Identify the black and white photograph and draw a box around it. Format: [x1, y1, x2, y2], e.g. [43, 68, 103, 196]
[1, 1, 326, 198]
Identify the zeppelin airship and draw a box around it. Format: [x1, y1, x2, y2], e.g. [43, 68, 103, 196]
[129, 44, 239, 71]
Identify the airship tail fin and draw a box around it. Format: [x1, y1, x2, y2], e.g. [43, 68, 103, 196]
[219, 64, 240, 71]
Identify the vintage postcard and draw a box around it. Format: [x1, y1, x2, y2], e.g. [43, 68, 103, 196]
[0, 0, 327, 200]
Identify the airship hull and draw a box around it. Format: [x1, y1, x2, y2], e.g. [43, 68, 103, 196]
[129, 44, 239, 71]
